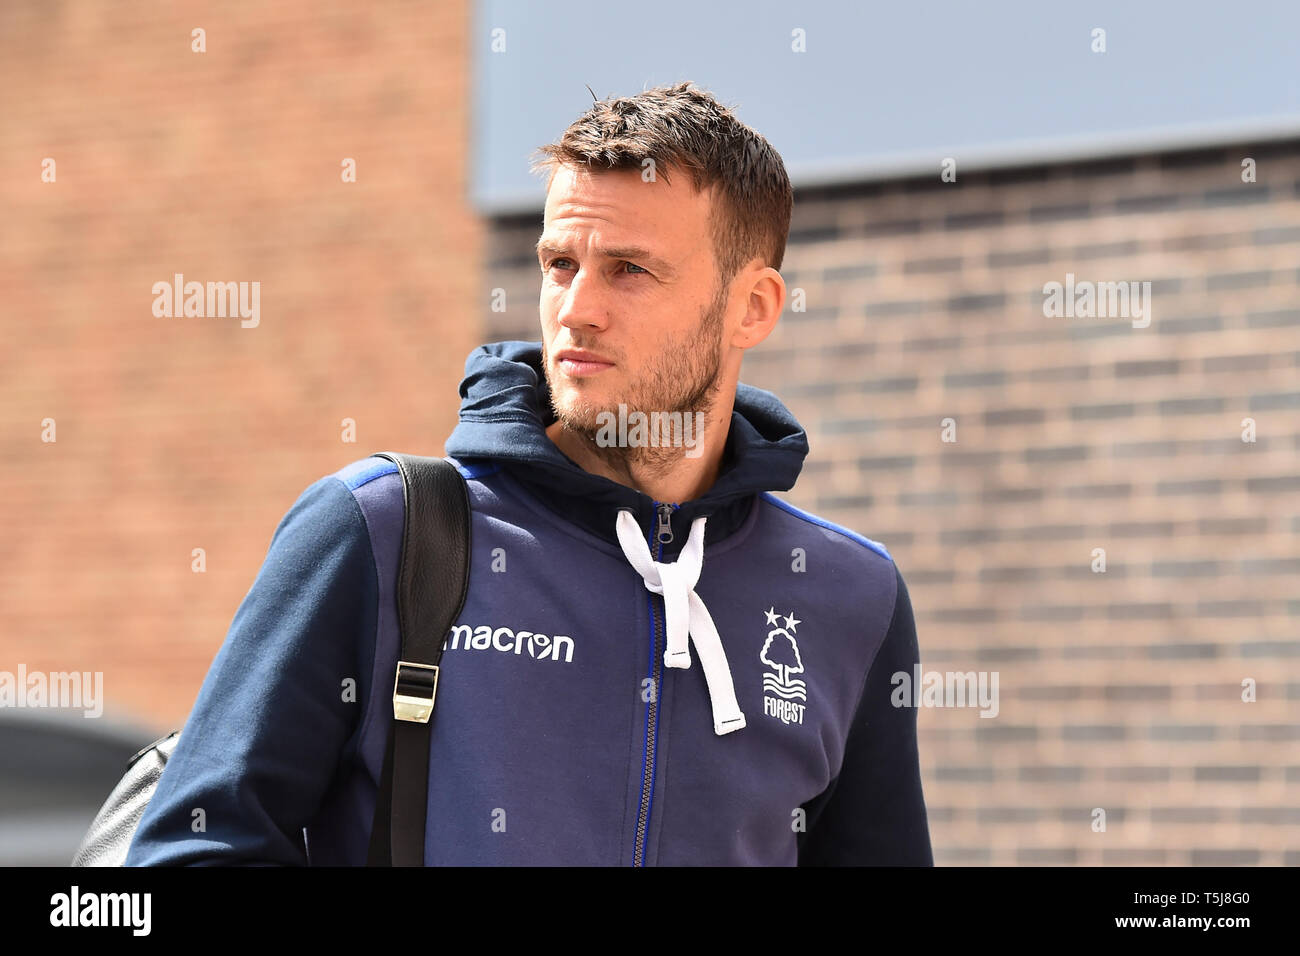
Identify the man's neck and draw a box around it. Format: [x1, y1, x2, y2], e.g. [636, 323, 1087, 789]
[544, 404, 733, 504]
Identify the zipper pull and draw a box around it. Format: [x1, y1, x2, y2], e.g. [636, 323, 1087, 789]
[655, 502, 674, 545]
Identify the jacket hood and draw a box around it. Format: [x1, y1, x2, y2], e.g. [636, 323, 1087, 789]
[444, 340, 809, 551]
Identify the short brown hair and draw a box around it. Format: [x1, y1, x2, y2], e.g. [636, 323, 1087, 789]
[530, 81, 793, 291]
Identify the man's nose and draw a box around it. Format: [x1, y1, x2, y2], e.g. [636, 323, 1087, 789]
[555, 267, 610, 332]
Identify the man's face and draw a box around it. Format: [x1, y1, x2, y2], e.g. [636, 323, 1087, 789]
[537, 164, 730, 439]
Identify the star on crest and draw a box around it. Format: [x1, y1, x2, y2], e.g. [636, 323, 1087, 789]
[764, 606, 780, 626]
[783, 612, 801, 632]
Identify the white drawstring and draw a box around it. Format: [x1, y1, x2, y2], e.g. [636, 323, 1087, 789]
[615, 509, 746, 736]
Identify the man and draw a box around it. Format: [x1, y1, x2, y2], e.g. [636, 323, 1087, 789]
[125, 81, 932, 866]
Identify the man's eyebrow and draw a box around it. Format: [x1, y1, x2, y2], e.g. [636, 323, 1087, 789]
[535, 239, 676, 276]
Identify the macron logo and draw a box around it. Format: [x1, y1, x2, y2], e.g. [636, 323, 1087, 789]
[443, 624, 575, 663]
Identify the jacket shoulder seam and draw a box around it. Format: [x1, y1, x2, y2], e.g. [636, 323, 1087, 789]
[759, 491, 893, 562]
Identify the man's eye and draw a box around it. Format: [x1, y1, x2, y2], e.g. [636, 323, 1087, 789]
[543, 258, 648, 276]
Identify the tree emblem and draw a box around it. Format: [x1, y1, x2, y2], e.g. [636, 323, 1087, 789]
[759, 607, 805, 692]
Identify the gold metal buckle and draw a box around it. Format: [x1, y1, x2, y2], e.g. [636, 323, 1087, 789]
[392, 661, 439, 723]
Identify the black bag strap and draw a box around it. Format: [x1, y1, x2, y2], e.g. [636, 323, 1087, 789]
[364, 452, 471, 866]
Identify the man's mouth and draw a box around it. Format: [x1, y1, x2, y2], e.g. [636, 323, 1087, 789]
[555, 349, 615, 377]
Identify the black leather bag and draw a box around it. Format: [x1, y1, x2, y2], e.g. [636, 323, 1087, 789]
[69, 730, 182, 866]
[70, 452, 471, 866]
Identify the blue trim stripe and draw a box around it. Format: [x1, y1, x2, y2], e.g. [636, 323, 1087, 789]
[341, 458, 399, 491]
[761, 492, 893, 562]
[340, 456, 501, 491]
[455, 460, 501, 480]
[639, 586, 655, 867]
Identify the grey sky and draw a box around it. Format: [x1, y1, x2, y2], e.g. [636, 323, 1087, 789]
[472, 0, 1300, 214]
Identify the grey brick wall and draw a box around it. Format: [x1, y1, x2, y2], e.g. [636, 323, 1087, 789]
[483, 140, 1300, 865]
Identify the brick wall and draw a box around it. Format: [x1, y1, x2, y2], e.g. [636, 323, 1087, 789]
[484, 141, 1300, 865]
[0, 2, 483, 729]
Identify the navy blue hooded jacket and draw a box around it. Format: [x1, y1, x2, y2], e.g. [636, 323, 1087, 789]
[124, 340, 933, 866]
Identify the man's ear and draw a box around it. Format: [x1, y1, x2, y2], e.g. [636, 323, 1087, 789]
[731, 265, 784, 349]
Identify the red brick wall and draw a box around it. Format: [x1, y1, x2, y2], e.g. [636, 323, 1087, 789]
[485, 143, 1300, 865]
[0, 2, 483, 728]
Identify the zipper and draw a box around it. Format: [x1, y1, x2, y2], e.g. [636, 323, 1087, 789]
[655, 501, 675, 546]
[633, 499, 676, 865]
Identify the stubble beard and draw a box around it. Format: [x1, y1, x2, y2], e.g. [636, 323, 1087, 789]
[543, 279, 728, 480]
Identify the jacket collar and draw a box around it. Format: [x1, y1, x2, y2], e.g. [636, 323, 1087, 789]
[444, 341, 809, 558]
